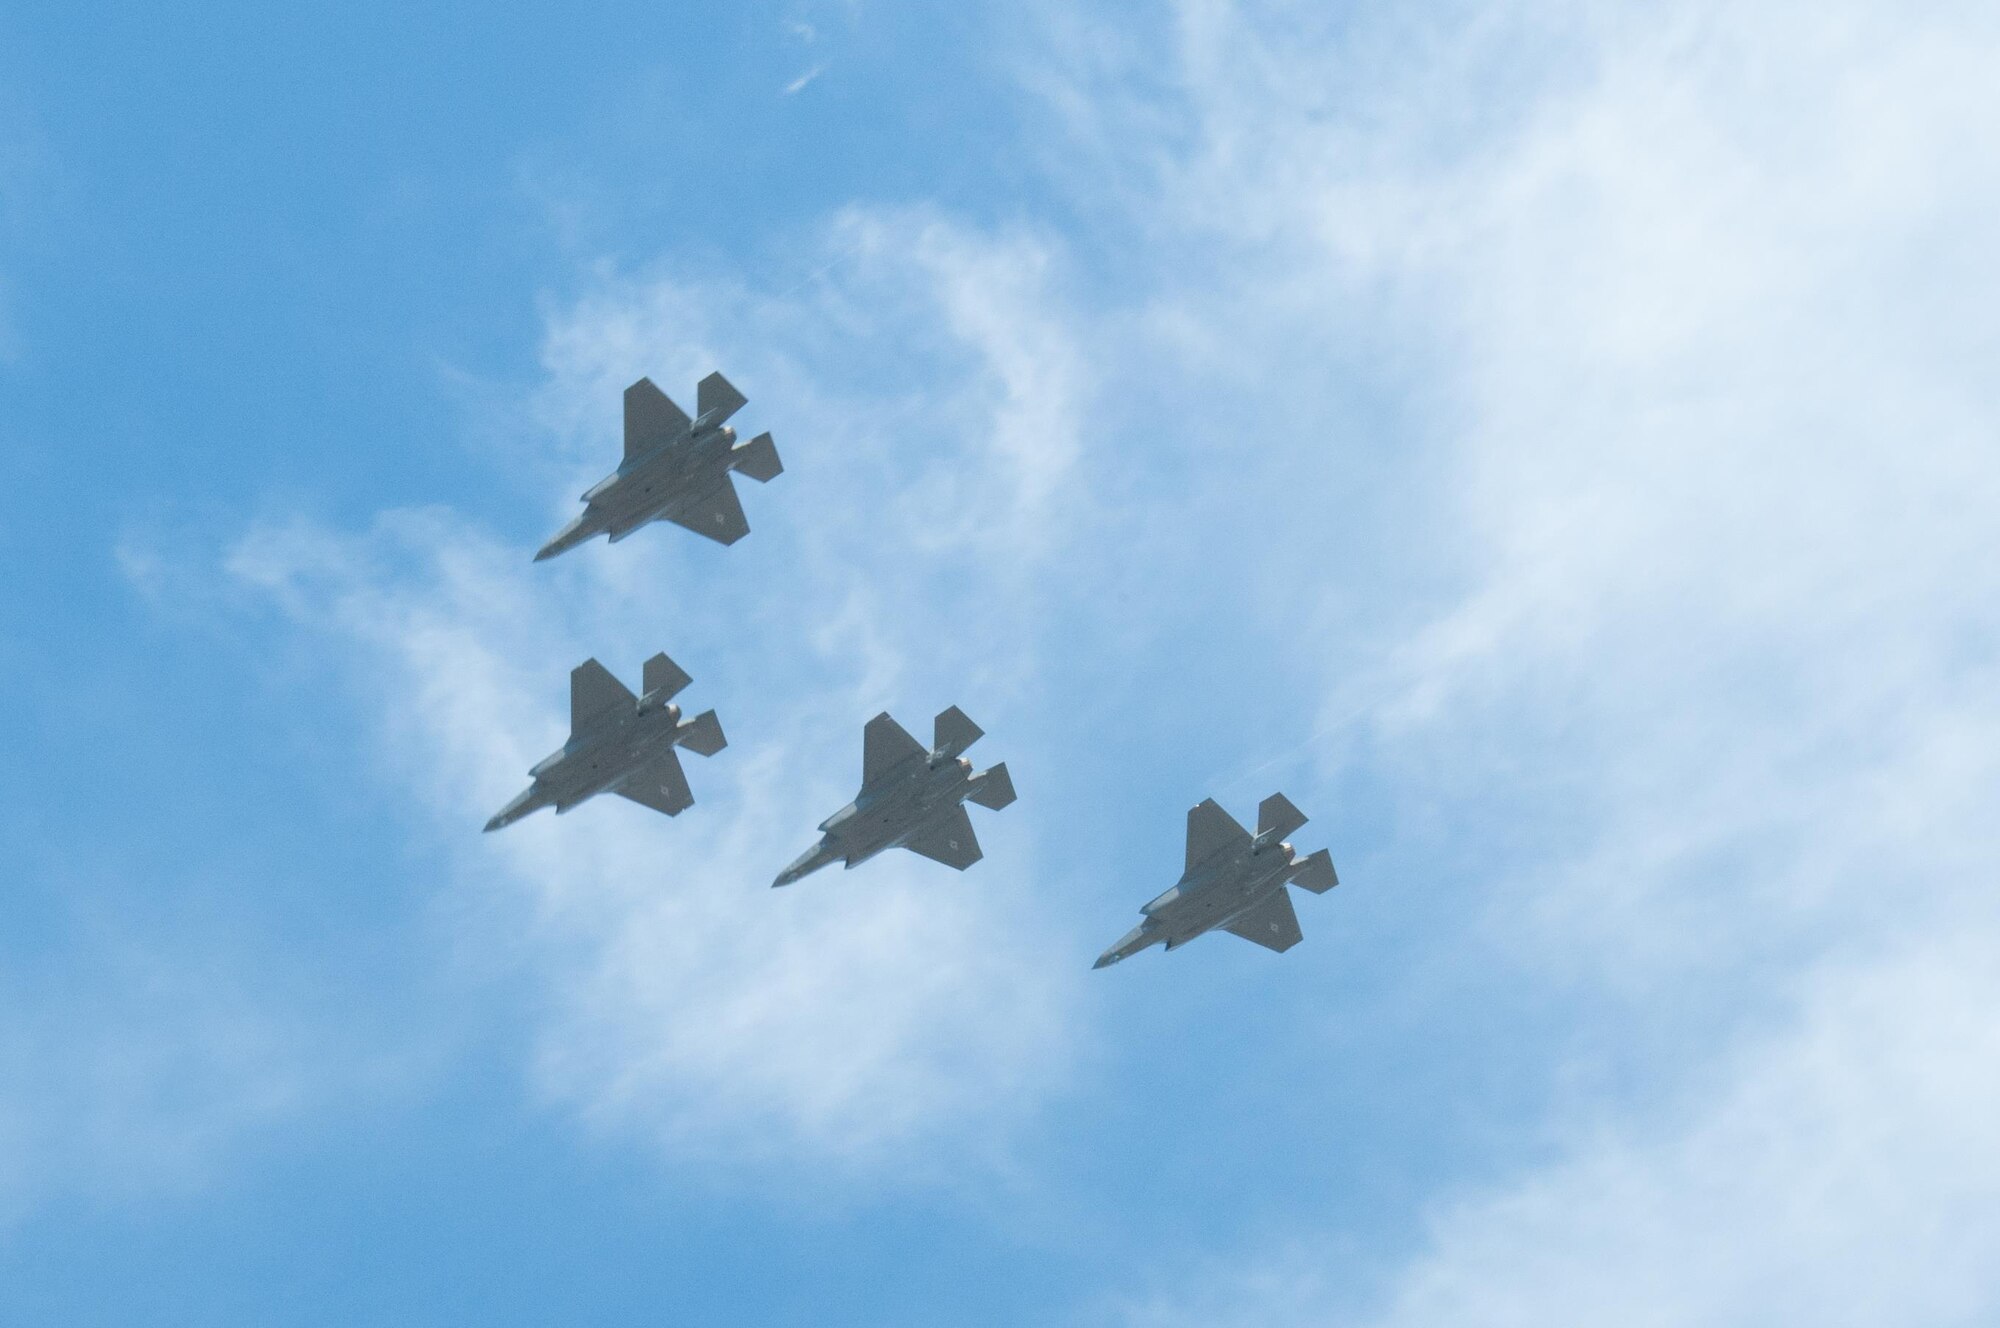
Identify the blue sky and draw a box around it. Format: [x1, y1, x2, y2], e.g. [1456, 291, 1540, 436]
[5, 2, 2000, 1324]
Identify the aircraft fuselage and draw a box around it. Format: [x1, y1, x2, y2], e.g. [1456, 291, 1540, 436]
[529, 694, 687, 810]
[1142, 839, 1302, 946]
[821, 755, 976, 866]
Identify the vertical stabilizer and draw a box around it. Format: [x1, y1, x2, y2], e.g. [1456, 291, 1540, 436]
[642, 652, 693, 702]
[694, 371, 748, 428]
[1254, 792, 1307, 847]
[932, 705, 984, 759]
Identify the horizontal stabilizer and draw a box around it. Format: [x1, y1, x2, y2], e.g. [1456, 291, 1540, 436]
[1185, 798, 1251, 875]
[1256, 792, 1307, 844]
[862, 712, 925, 786]
[730, 432, 783, 483]
[1222, 888, 1303, 953]
[1289, 848, 1338, 894]
[904, 806, 982, 871]
[932, 705, 983, 759]
[615, 749, 693, 817]
[642, 651, 692, 701]
[625, 378, 692, 458]
[678, 708, 727, 757]
[571, 658, 636, 731]
[695, 371, 747, 428]
[967, 762, 1015, 810]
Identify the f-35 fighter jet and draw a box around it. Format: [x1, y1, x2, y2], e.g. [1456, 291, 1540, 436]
[485, 653, 727, 831]
[1093, 794, 1337, 968]
[774, 708, 1015, 886]
[536, 372, 782, 561]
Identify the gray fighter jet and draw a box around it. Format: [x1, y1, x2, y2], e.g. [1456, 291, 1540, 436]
[1093, 794, 1337, 968]
[536, 372, 782, 560]
[484, 653, 727, 831]
[773, 708, 1015, 886]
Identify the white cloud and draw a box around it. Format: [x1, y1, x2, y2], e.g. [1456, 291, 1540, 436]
[228, 210, 1094, 1179]
[189, 0, 2000, 1287]
[1036, 0, 2000, 984]
[1371, 937, 2000, 1327]
[1115, 935, 2000, 1328]
[1015, 0, 2000, 1317]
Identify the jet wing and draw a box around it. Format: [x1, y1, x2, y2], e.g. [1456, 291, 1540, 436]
[903, 805, 982, 871]
[863, 713, 925, 786]
[664, 479, 750, 545]
[572, 659, 636, 731]
[625, 378, 691, 458]
[1185, 798, 1251, 874]
[1221, 888, 1302, 953]
[612, 750, 694, 817]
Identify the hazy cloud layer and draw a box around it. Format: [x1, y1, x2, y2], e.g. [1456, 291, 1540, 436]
[0, 920, 343, 1224]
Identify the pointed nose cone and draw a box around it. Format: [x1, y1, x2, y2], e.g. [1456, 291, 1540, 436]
[535, 514, 594, 563]
[1094, 924, 1153, 970]
[485, 787, 540, 833]
[773, 841, 837, 888]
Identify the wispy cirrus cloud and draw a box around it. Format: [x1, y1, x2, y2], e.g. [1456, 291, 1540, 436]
[227, 208, 1095, 1182]
[1011, 0, 2000, 1318]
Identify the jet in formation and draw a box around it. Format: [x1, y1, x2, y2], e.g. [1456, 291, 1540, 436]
[774, 707, 1016, 886]
[1093, 794, 1337, 968]
[536, 372, 783, 561]
[485, 653, 727, 831]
